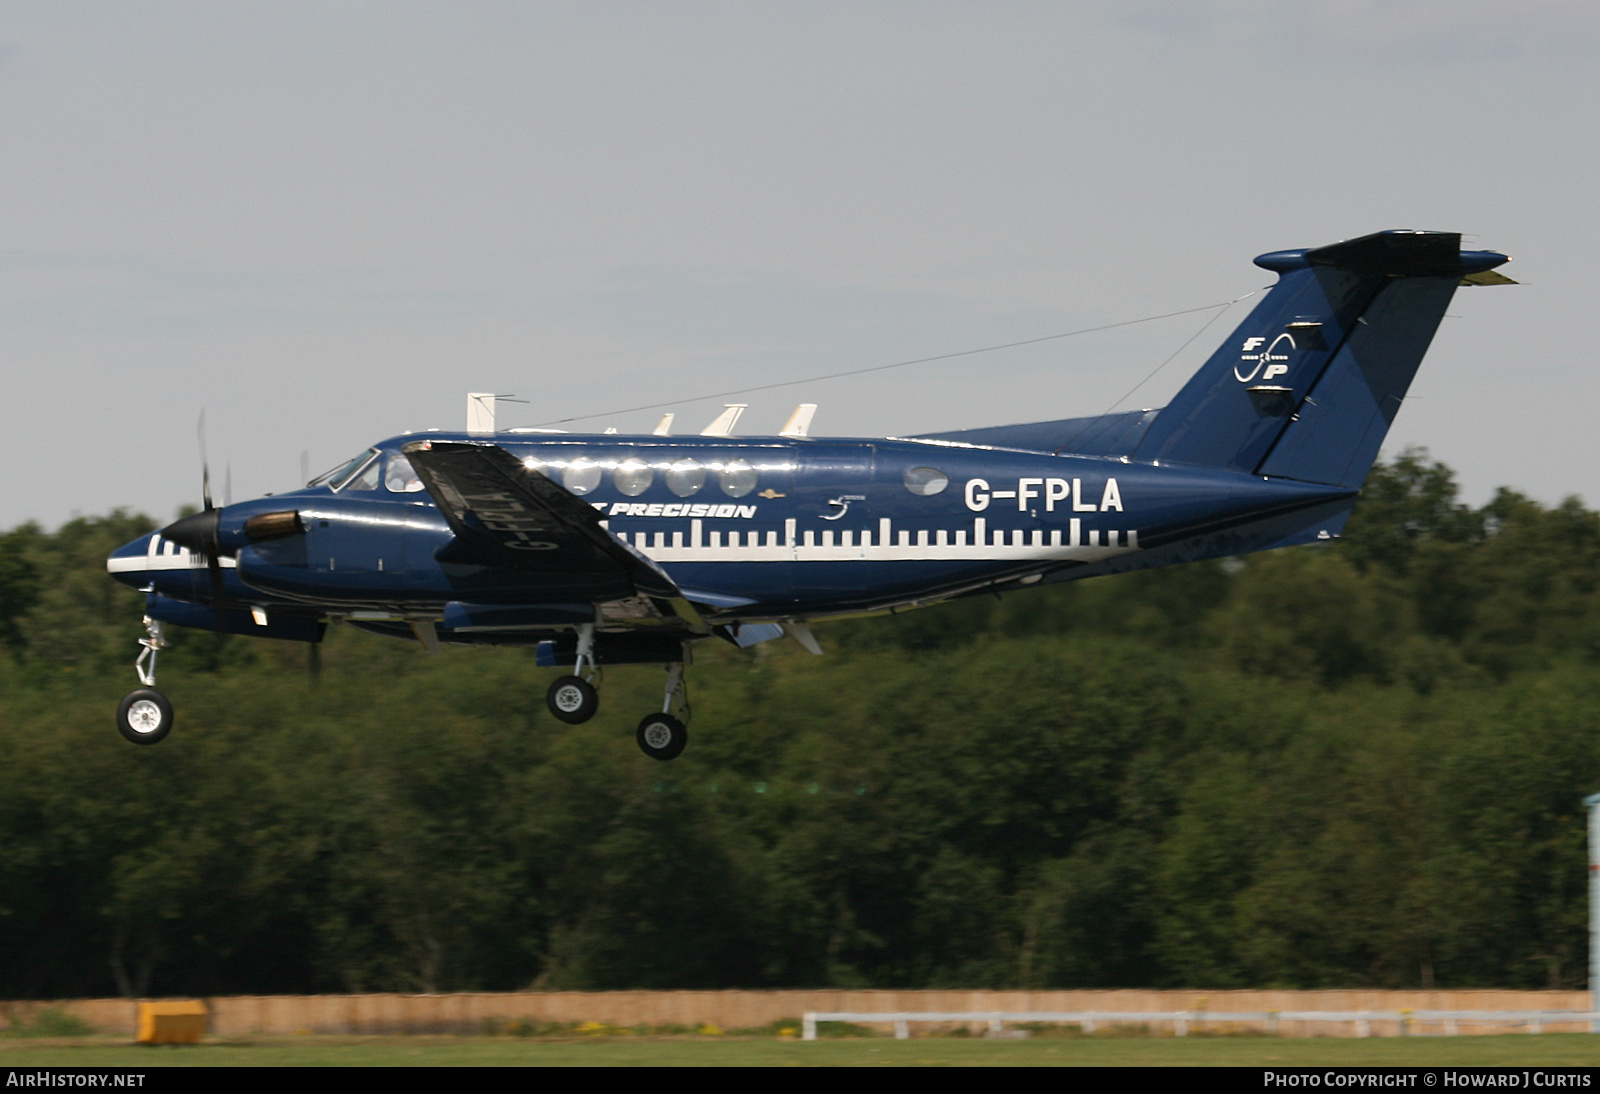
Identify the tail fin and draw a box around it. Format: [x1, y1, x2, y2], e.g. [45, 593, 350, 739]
[1133, 230, 1509, 487]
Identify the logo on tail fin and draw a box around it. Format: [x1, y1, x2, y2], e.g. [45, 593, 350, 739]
[1235, 333, 1296, 383]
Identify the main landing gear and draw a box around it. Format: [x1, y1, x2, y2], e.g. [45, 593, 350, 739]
[543, 628, 693, 761]
[117, 617, 174, 745]
[636, 664, 689, 762]
[545, 625, 601, 724]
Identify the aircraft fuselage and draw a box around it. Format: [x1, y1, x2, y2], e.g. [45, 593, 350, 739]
[111, 432, 1354, 628]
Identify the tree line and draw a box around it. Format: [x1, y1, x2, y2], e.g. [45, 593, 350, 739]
[1, 449, 1598, 999]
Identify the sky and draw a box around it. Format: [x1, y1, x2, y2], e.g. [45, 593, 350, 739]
[2, 1, 1594, 529]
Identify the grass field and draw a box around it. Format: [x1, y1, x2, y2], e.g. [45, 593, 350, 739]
[5, 1033, 1600, 1067]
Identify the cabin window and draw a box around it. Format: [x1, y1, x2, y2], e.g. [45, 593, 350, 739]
[718, 458, 758, 498]
[562, 458, 603, 495]
[612, 457, 653, 496]
[385, 454, 425, 493]
[665, 458, 706, 497]
[904, 467, 949, 496]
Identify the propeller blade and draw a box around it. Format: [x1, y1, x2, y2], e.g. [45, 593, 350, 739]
[197, 410, 214, 512]
[308, 640, 322, 685]
[186, 411, 228, 603]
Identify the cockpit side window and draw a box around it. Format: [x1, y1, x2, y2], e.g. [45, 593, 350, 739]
[343, 457, 382, 490]
[385, 454, 425, 493]
[309, 449, 382, 492]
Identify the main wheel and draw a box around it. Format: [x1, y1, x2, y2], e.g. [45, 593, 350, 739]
[635, 713, 687, 761]
[546, 675, 599, 724]
[117, 688, 173, 745]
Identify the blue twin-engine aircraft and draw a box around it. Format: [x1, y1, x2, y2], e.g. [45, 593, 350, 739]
[107, 230, 1512, 758]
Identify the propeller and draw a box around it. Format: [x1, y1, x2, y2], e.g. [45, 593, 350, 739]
[157, 411, 227, 607]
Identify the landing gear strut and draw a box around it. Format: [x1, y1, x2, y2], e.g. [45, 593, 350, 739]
[635, 662, 689, 761]
[117, 617, 174, 745]
[546, 624, 600, 724]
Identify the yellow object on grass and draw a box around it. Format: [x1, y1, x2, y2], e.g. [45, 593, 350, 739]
[136, 1000, 208, 1044]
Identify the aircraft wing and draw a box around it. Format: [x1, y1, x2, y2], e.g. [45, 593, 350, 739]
[400, 440, 707, 630]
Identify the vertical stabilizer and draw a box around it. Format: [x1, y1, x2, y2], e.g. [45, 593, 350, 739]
[1133, 231, 1509, 487]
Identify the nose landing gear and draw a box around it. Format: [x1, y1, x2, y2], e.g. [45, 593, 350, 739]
[117, 617, 173, 745]
[118, 689, 173, 745]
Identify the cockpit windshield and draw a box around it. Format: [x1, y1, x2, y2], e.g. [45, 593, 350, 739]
[308, 449, 382, 491]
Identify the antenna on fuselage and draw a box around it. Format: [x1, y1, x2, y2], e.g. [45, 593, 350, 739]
[699, 404, 747, 437]
[467, 393, 497, 435]
[779, 404, 817, 438]
[467, 392, 526, 435]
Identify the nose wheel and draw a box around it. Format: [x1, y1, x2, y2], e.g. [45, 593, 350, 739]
[118, 616, 174, 745]
[117, 688, 173, 745]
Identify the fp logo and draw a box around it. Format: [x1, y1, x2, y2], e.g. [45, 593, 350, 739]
[1235, 333, 1295, 383]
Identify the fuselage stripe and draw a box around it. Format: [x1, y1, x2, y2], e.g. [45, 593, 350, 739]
[606, 515, 1140, 564]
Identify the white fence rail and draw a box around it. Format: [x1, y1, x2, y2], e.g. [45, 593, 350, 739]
[800, 1009, 1600, 1041]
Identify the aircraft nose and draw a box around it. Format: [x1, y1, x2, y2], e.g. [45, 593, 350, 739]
[106, 533, 157, 588]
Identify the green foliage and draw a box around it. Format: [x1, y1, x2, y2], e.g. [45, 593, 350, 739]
[2, 450, 1600, 998]
[2, 1008, 95, 1037]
